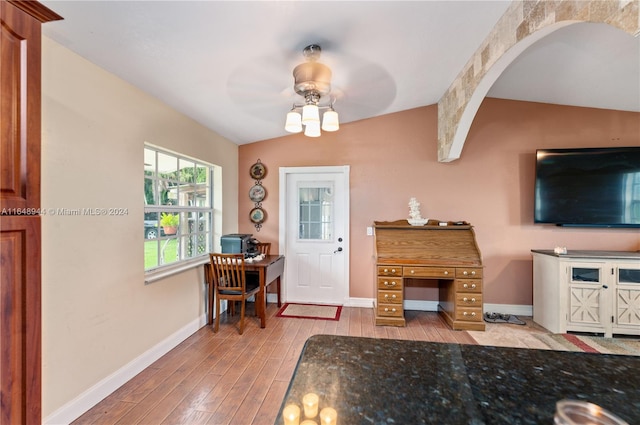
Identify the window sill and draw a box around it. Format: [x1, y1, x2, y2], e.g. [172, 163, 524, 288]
[145, 256, 210, 284]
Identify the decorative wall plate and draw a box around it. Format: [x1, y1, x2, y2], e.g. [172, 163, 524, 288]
[249, 207, 265, 224]
[249, 184, 266, 202]
[250, 161, 266, 180]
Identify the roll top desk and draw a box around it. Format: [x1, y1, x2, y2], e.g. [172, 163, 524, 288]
[374, 220, 485, 331]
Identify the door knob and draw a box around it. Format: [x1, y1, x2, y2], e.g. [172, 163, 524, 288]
[334, 247, 343, 253]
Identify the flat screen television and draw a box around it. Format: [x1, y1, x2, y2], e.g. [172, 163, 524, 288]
[534, 147, 640, 228]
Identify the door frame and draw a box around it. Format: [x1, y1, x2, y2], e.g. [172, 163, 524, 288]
[279, 165, 350, 304]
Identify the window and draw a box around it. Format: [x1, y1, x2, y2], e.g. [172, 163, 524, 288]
[298, 184, 334, 240]
[144, 145, 214, 272]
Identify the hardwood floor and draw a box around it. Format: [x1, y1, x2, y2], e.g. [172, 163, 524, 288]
[71, 304, 532, 425]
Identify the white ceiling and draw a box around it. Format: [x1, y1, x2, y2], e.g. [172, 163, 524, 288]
[41, 1, 640, 145]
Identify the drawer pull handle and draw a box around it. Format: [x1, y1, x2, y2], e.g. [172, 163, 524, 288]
[384, 294, 397, 300]
[462, 297, 477, 303]
[410, 270, 415, 274]
[471, 298, 476, 303]
[443, 271, 449, 275]
[471, 283, 476, 289]
[463, 283, 468, 289]
[463, 297, 468, 302]
[471, 271, 476, 276]
[463, 271, 468, 276]
[384, 307, 397, 313]
[383, 269, 388, 273]
[463, 311, 477, 317]
[384, 281, 396, 287]
[391, 269, 396, 273]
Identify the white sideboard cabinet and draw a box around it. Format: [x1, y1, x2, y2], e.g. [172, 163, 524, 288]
[532, 250, 640, 338]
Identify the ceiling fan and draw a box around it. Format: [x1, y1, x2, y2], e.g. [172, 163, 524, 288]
[284, 44, 339, 137]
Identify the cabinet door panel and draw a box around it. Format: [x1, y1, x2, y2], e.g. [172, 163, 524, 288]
[0, 215, 41, 425]
[0, 2, 41, 210]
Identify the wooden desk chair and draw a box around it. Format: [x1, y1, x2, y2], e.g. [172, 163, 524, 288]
[256, 242, 271, 255]
[209, 253, 263, 334]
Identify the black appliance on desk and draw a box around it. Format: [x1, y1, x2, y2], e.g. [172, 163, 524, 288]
[220, 233, 259, 258]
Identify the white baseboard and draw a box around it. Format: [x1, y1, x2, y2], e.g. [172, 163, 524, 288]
[484, 303, 533, 317]
[44, 315, 207, 425]
[344, 297, 375, 308]
[344, 298, 533, 317]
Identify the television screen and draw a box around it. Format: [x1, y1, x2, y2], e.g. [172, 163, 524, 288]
[534, 147, 640, 228]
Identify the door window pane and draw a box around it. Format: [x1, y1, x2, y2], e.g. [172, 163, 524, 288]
[298, 185, 333, 240]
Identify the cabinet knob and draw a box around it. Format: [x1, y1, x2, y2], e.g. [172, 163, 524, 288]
[410, 270, 415, 274]
[463, 297, 468, 302]
[443, 271, 449, 275]
[391, 269, 396, 273]
[383, 268, 388, 273]
[384, 281, 396, 287]
[471, 284, 476, 289]
[471, 298, 476, 303]
[471, 271, 476, 276]
[384, 307, 396, 313]
[463, 283, 468, 289]
[463, 271, 468, 276]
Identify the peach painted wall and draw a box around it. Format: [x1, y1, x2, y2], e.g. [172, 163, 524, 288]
[238, 99, 640, 307]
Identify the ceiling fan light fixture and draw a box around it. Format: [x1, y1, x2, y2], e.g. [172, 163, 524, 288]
[321, 109, 339, 132]
[304, 120, 321, 137]
[285, 44, 340, 138]
[301, 104, 320, 125]
[285, 110, 302, 133]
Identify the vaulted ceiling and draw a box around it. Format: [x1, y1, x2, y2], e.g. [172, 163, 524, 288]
[42, 1, 640, 145]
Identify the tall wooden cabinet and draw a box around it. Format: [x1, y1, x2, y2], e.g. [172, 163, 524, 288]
[0, 2, 61, 423]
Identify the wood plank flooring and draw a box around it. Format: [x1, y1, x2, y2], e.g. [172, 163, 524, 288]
[70, 305, 521, 425]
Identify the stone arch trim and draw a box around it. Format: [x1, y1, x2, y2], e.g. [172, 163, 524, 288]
[437, 0, 639, 162]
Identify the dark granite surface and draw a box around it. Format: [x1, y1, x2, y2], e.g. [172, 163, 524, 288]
[277, 335, 640, 424]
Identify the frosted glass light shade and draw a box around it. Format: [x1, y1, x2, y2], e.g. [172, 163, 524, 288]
[321, 110, 339, 131]
[302, 104, 320, 125]
[285, 111, 302, 133]
[304, 121, 321, 137]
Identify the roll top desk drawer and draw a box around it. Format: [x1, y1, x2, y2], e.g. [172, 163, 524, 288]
[377, 266, 402, 276]
[456, 293, 483, 307]
[378, 290, 403, 304]
[455, 268, 482, 278]
[455, 307, 483, 322]
[456, 279, 482, 293]
[404, 266, 455, 278]
[377, 304, 403, 317]
[377, 277, 403, 290]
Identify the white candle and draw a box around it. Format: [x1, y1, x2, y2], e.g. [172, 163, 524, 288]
[319, 407, 337, 425]
[283, 404, 300, 425]
[302, 393, 319, 418]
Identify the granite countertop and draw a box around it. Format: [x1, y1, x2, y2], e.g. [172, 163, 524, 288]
[277, 335, 640, 424]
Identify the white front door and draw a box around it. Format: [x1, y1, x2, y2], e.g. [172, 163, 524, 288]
[279, 166, 349, 305]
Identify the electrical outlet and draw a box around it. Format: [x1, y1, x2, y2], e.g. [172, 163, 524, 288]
[366, 226, 373, 236]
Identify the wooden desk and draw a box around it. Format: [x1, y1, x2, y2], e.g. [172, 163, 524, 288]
[206, 254, 285, 328]
[374, 220, 484, 331]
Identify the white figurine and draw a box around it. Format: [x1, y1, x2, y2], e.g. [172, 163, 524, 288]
[408, 197, 428, 225]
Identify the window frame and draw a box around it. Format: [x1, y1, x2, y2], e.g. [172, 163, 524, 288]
[144, 144, 215, 278]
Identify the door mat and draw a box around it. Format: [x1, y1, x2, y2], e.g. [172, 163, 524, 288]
[276, 303, 342, 321]
[533, 333, 640, 356]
